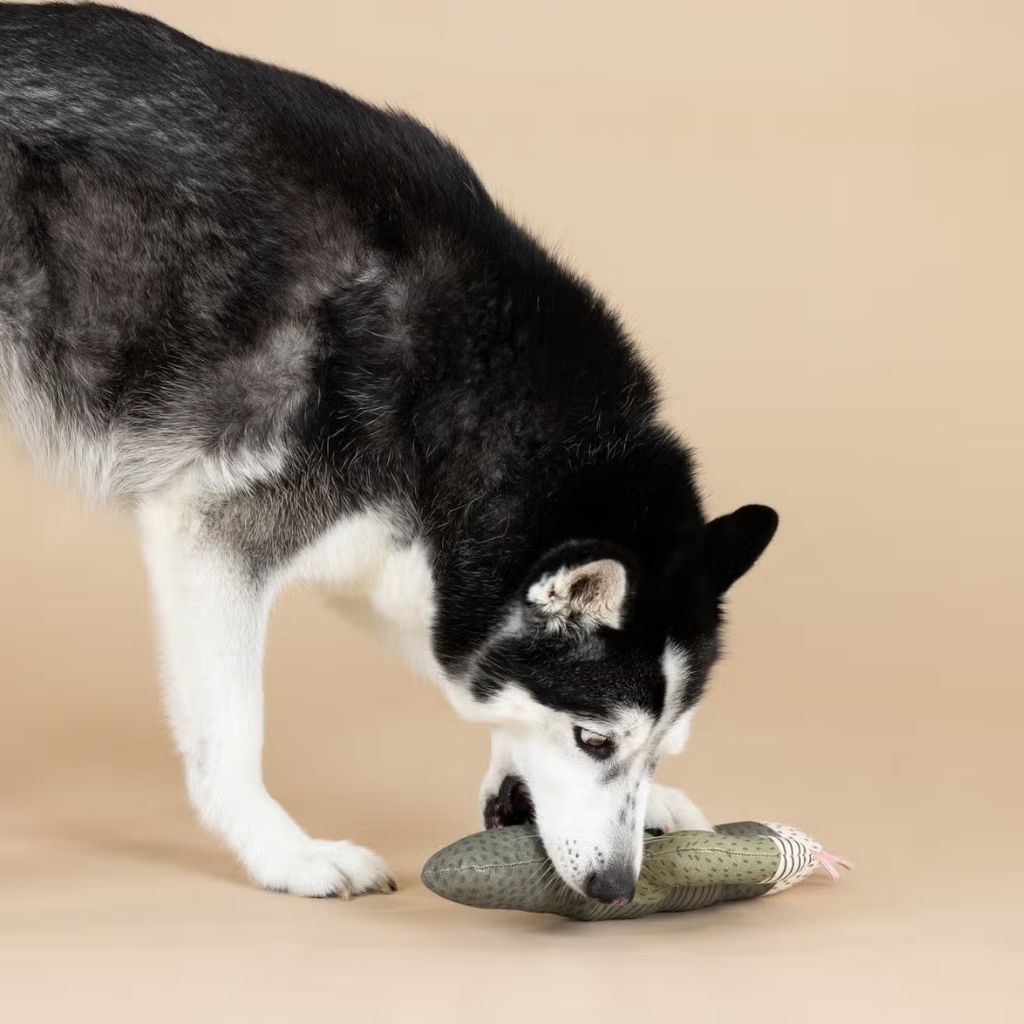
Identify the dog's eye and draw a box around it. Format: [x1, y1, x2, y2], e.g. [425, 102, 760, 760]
[574, 726, 613, 758]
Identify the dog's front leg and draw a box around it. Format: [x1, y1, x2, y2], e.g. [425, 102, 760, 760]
[138, 500, 394, 897]
[478, 731, 535, 829]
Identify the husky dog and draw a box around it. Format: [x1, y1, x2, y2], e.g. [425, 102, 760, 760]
[0, 4, 778, 903]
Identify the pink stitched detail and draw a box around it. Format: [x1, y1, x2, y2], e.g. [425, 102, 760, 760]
[814, 848, 854, 880]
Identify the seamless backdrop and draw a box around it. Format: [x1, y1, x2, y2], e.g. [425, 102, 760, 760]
[1, 1, 1021, 1021]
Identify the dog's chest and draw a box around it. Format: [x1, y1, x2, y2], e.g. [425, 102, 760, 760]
[282, 509, 440, 676]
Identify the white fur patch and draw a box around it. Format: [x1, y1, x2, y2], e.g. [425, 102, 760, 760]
[660, 643, 690, 719]
[285, 509, 449, 688]
[285, 508, 403, 588]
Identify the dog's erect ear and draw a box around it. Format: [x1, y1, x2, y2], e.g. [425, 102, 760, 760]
[527, 558, 628, 629]
[704, 504, 779, 595]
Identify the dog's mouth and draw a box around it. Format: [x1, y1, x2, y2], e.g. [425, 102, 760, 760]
[483, 774, 535, 829]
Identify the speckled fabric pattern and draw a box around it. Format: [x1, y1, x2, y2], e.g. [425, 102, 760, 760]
[421, 821, 825, 921]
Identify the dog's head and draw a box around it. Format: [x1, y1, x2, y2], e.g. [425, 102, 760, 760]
[466, 504, 778, 903]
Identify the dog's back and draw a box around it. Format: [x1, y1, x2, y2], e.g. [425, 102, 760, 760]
[0, 2, 698, 650]
[0, 3, 493, 499]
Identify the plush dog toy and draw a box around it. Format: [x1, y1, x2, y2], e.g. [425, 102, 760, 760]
[422, 821, 851, 921]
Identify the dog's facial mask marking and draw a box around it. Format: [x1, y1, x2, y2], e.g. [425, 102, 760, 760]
[469, 510, 778, 898]
[471, 548, 664, 898]
[483, 709, 659, 901]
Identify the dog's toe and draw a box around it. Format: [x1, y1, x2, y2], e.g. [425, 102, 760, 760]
[251, 837, 395, 898]
[318, 839, 396, 898]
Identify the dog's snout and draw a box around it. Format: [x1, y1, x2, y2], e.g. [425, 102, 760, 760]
[584, 864, 637, 905]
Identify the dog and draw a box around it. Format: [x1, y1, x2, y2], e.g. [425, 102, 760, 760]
[0, 3, 778, 903]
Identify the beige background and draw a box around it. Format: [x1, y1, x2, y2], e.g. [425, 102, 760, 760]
[2, 1, 1022, 1020]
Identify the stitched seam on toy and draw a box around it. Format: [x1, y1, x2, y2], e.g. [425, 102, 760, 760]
[428, 858, 550, 873]
[427, 844, 779, 875]
[642, 847, 776, 862]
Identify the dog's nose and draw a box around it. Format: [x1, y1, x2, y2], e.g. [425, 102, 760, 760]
[584, 864, 636, 905]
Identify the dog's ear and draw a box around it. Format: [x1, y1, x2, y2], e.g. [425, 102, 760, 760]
[527, 556, 628, 629]
[703, 504, 779, 595]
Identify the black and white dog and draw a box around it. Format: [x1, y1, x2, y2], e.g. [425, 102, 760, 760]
[0, 4, 778, 904]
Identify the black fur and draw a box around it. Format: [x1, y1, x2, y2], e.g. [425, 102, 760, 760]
[0, 4, 777, 719]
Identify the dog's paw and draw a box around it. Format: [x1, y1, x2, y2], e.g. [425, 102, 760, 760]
[645, 784, 714, 834]
[247, 837, 396, 898]
[482, 775, 535, 829]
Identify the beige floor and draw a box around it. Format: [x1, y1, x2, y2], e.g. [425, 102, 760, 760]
[2, 2, 1022, 1021]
